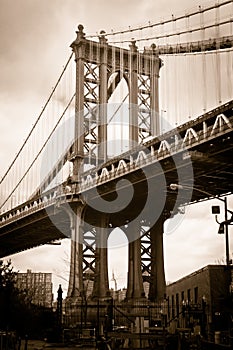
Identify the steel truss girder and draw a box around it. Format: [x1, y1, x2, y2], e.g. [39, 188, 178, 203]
[138, 73, 151, 141]
[140, 224, 152, 296]
[83, 62, 99, 163]
[83, 65, 153, 154]
[82, 226, 96, 278]
[71, 26, 161, 167]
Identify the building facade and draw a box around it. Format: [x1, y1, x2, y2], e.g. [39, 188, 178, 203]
[15, 269, 53, 308]
[166, 265, 233, 338]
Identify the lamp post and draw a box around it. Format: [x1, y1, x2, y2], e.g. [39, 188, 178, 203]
[57, 284, 63, 342]
[212, 197, 233, 266]
[169, 183, 233, 266]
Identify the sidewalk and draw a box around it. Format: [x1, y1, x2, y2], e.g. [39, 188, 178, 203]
[25, 340, 96, 350]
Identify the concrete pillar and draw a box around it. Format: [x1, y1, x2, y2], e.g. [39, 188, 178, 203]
[150, 44, 161, 137]
[127, 222, 145, 300]
[92, 217, 109, 299]
[148, 216, 166, 302]
[129, 40, 139, 148]
[98, 32, 108, 164]
[67, 207, 84, 298]
[70, 24, 86, 181]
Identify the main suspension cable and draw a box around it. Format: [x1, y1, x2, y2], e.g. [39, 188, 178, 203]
[0, 93, 75, 210]
[0, 53, 74, 185]
[86, 0, 233, 39]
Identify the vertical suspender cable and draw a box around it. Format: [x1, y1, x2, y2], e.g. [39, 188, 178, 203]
[172, 15, 178, 126]
[96, 39, 100, 166]
[200, 6, 207, 113]
[165, 22, 171, 128]
[119, 40, 124, 154]
[186, 14, 193, 120]
[227, 2, 233, 101]
[215, 1, 222, 105]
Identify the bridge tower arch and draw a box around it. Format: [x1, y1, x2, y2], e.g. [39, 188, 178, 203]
[67, 24, 165, 307]
[70, 24, 162, 175]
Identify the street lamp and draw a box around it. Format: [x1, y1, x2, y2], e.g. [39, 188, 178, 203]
[169, 183, 233, 266]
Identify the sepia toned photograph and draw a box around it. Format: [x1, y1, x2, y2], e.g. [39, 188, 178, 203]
[0, 0, 233, 349]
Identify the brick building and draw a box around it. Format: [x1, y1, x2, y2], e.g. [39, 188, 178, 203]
[15, 269, 53, 308]
[166, 265, 233, 337]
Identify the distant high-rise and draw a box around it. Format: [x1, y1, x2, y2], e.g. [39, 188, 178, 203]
[15, 269, 53, 308]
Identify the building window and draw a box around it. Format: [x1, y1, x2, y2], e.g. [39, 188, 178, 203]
[176, 293, 179, 316]
[181, 291, 184, 303]
[167, 296, 170, 319]
[194, 287, 198, 304]
[172, 295, 175, 318]
[187, 289, 191, 303]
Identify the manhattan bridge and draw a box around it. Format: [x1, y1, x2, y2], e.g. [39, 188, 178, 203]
[0, 0, 233, 336]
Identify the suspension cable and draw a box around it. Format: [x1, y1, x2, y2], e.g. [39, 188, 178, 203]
[86, 0, 233, 38]
[0, 53, 74, 185]
[108, 18, 233, 44]
[0, 93, 75, 210]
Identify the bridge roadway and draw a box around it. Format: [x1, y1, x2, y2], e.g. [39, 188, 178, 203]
[156, 35, 233, 55]
[0, 100, 232, 258]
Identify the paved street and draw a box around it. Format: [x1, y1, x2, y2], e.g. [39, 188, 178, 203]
[22, 340, 96, 350]
[20, 339, 95, 350]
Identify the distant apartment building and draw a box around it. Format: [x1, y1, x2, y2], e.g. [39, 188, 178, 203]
[166, 265, 233, 336]
[15, 269, 53, 308]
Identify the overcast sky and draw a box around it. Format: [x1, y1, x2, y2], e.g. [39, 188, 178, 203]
[0, 0, 233, 297]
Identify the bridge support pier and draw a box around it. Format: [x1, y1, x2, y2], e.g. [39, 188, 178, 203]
[65, 206, 85, 327]
[67, 207, 84, 299]
[148, 216, 166, 302]
[92, 217, 110, 300]
[127, 222, 145, 300]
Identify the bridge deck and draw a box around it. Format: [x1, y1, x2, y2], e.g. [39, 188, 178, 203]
[0, 101, 232, 258]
